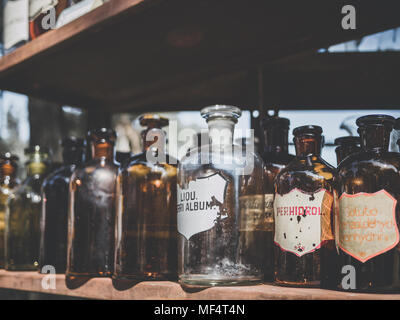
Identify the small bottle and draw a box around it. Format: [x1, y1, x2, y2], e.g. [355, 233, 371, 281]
[334, 136, 361, 165]
[274, 125, 337, 288]
[29, 0, 69, 39]
[261, 116, 294, 281]
[40, 137, 85, 274]
[66, 128, 118, 287]
[3, 0, 29, 54]
[178, 105, 264, 287]
[5, 146, 50, 271]
[337, 115, 400, 292]
[0, 153, 19, 268]
[114, 115, 177, 283]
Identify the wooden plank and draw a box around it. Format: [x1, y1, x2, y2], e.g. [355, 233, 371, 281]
[0, 271, 399, 300]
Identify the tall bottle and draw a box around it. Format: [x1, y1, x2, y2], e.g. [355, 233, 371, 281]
[261, 116, 294, 281]
[3, 0, 29, 54]
[114, 115, 177, 283]
[29, 0, 69, 39]
[274, 125, 337, 288]
[178, 105, 265, 287]
[40, 137, 85, 274]
[66, 128, 118, 287]
[334, 136, 361, 165]
[5, 146, 50, 271]
[337, 115, 400, 292]
[0, 153, 19, 268]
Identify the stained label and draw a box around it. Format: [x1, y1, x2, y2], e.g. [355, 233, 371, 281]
[274, 188, 333, 257]
[339, 190, 399, 263]
[177, 173, 227, 240]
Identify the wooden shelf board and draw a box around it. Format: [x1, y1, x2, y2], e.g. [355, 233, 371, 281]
[1, 0, 400, 111]
[0, 271, 399, 300]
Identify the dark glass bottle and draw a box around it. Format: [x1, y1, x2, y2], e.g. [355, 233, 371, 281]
[115, 151, 132, 167]
[334, 136, 361, 165]
[114, 115, 177, 283]
[261, 116, 294, 281]
[66, 128, 118, 287]
[40, 137, 85, 274]
[337, 115, 400, 292]
[5, 146, 50, 271]
[0, 153, 19, 268]
[274, 125, 338, 288]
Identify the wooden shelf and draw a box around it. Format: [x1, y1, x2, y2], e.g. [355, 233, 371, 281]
[0, 270, 399, 300]
[0, 0, 400, 111]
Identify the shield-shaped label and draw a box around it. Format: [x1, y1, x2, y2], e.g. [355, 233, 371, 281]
[177, 172, 227, 240]
[339, 190, 399, 263]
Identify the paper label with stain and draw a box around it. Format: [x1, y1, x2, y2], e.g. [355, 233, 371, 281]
[339, 190, 399, 263]
[274, 188, 333, 257]
[239, 194, 266, 231]
[177, 173, 227, 240]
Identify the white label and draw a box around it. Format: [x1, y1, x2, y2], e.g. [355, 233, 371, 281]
[177, 173, 227, 240]
[274, 188, 332, 257]
[56, 0, 104, 28]
[29, 0, 58, 20]
[4, 0, 29, 50]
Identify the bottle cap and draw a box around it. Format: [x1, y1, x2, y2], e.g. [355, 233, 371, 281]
[201, 105, 242, 122]
[334, 136, 361, 146]
[139, 114, 169, 128]
[88, 128, 117, 143]
[356, 114, 395, 128]
[24, 145, 50, 155]
[293, 125, 323, 136]
[262, 116, 290, 128]
[61, 137, 86, 149]
[0, 152, 19, 162]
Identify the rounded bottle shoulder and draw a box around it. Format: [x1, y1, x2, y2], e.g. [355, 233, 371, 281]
[339, 151, 400, 172]
[43, 165, 75, 187]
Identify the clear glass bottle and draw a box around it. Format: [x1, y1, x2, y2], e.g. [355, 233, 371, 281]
[337, 115, 400, 292]
[66, 128, 118, 288]
[40, 137, 85, 274]
[274, 125, 338, 288]
[334, 136, 361, 165]
[5, 146, 50, 271]
[178, 105, 264, 287]
[114, 115, 177, 284]
[3, 0, 29, 54]
[0, 153, 19, 268]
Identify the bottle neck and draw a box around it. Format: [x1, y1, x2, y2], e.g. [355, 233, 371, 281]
[335, 145, 360, 163]
[92, 142, 115, 161]
[0, 163, 17, 184]
[263, 126, 289, 154]
[207, 118, 235, 146]
[294, 135, 322, 157]
[63, 149, 85, 166]
[359, 126, 391, 152]
[141, 128, 167, 152]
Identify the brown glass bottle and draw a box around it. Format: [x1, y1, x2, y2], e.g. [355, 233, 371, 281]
[0, 154, 19, 268]
[66, 128, 119, 288]
[337, 115, 400, 292]
[274, 125, 338, 288]
[261, 116, 294, 281]
[114, 115, 177, 284]
[40, 137, 85, 274]
[334, 136, 361, 165]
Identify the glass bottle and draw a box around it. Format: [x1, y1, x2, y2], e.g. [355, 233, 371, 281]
[261, 116, 294, 281]
[274, 125, 338, 288]
[5, 146, 50, 271]
[114, 115, 177, 283]
[334, 136, 361, 165]
[337, 115, 400, 292]
[178, 105, 264, 287]
[0, 153, 19, 268]
[66, 128, 118, 287]
[3, 0, 29, 54]
[40, 137, 85, 274]
[393, 118, 400, 152]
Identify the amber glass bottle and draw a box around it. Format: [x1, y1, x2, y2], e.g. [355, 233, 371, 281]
[114, 115, 177, 283]
[274, 125, 338, 288]
[29, 0, 69, 39]
[66, 128, 118, 287]
[261, 116, 294, 281]
[334, 136, 361, 165]
[40, 137, 85, 274]
[5, 146, 50, 271]
[337, 115, 400, 292]
[0, 154, 19, 268]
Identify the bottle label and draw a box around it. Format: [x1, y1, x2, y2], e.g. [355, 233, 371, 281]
[274, 188, 333, 257]
[339, 190, 399, 263]
[177, 173, 228, 240]
[239, 194, 265, 231]
[4, 0, 29, 50]
[29, 0, 59, 21]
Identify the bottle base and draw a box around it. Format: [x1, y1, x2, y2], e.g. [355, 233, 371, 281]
[5, 265, 38, 272]
[179, 274, 263, 287]
[65, 272, 112, 289]
[113, 272, 177, 282]
[274, 278, 320, 288]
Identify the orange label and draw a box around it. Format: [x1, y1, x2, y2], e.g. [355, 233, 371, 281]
[339, 190, 399, 263]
